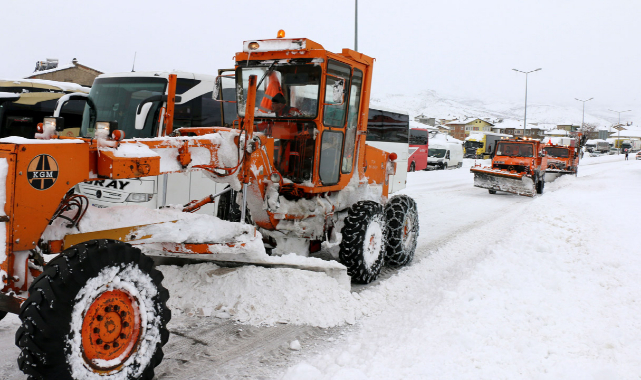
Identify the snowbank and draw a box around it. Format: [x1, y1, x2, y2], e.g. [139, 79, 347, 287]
[158, 263, 357, 327]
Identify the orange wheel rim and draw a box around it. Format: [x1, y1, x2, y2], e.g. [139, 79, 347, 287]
[81, 290, 141, 371]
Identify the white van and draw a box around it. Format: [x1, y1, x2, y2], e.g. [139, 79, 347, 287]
[427, 139, 463, 170]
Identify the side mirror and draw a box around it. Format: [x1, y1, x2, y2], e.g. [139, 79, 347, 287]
[135, 102, 153, 130]
[135, 94, 182, 131]
[323, 75, 346, 106]
[53, 92, 89, 117]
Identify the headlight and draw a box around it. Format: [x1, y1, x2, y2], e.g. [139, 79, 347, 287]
[95, 121, 111, 139]
[270, 172, 282, 183]
[248, 42, 260, 50]
[126, 193, 153, 202]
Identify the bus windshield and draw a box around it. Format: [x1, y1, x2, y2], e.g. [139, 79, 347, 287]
[410, 129, 428, 145]
[544, 147, 569, 158]
[496, 142, 534, 157]
[80, 77, 167, 139]
[236, 64, 321, 119]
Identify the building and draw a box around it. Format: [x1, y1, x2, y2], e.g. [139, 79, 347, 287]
[25, 58, 102, 87]
[556, 124, 580, 132]
[446, 118, 494, 140]
[414, 114, 436, 126]
[493, 119, 552, 139]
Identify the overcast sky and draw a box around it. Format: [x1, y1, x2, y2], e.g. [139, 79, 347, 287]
[2, 0, 639, 123]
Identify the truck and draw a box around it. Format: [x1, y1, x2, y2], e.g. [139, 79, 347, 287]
[470, 138, 548, 196]
[613, 138, 641, 153]
[584, 139, 609, 154]
[542, 138, 581, 181]
[463, 131, 510, 158]
[0, 34, 420, 379]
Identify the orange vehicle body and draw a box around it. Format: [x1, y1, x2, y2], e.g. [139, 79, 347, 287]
[470, 138, 548, 197]
[0, 38, 395, 307]
[542, 133, 583, 177]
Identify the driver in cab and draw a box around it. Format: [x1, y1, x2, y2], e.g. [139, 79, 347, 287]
[272, 93, 302, 117]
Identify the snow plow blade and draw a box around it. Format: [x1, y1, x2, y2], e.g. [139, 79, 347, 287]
[471, 167, 536, 197]
[58, 218, 351, 290]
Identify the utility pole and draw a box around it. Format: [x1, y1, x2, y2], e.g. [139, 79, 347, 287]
[513, 68, 541, 137]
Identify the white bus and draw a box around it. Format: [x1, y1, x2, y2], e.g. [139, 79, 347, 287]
[365, 107, 409, 193]
[59, 70, 237, 215]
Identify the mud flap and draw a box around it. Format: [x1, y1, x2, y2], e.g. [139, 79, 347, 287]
[472, 171, 536, 197]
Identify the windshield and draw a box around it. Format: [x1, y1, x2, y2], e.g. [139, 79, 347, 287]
[428, 148, 446, 158]
[410, 129, 428, 145]
[80, 77, 167, 138]
[544, 147, 569, 158]
[465, 140, 483, 149]
[236, 64, 321, 119]
[496, 142, 534, 157]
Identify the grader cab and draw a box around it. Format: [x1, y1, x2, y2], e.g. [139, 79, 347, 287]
[0, 34, 419, 379]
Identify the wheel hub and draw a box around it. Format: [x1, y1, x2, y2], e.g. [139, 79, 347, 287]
[81, 290, 140, 371]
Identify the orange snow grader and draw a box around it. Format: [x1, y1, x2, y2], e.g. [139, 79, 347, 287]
[470, 138, 548, 196]
[0, 33, 419, 379]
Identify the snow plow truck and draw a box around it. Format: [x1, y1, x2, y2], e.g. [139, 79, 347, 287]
[541, 133, 585, 181]
[0, 33, 419, 379]
[470, 138, 548, 196]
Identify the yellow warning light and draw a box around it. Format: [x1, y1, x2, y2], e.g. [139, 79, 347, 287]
[277, 29, 286, 38]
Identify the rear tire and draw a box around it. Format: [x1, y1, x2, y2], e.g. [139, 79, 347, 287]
[457, 162, 462, 168]
[339, 201, 387, 284]
[384, 195, 419, 267]
[409, 162, 416, 172]
[16, 240, 170, 380]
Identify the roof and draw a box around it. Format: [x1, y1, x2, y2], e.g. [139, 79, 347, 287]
[446, 117, 494, 126]
[493, 119, 551, 130]
[0, 78, 90, 93]
[25, 60, 102, 79]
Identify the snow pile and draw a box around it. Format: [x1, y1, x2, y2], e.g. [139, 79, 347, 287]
[158, 263, 357, 327]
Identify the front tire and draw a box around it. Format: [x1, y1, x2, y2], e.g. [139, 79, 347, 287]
[339, 201, 387, 284]
[16, 240, 170, 380]
[384, 195, 419, 267]
[488, 189, 497, 194]
[536, 178, 545, 194]
[409, 162, 416, 172]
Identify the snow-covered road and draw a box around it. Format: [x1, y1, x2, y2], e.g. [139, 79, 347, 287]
[282, 155, 641, 380]
[0, 154, 638, 379]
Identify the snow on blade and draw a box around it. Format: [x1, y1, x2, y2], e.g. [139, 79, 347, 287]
[159, 263, 357, 328]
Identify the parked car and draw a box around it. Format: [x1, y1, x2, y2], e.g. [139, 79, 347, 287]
[636, 151, 641, 160]
[609, 148, 619, 155]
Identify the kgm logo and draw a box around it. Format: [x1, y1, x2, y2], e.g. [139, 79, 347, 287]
[27, 154, 59, 190]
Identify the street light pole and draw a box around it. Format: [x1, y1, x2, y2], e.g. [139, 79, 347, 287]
[354, 0, 358, 52]
[607, 109, 631, 133]
[575, 97, 593, 131]
[513, 68, 542, 137]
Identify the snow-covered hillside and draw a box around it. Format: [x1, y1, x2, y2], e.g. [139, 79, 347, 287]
[371, 89, 616, 128]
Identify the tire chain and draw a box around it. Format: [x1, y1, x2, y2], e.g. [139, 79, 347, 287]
[384, 195, 419, 266]
[339, 201, 387, 284]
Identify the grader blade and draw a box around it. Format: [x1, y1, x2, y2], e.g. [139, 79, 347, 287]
[58, 217, 350, 289]
[471, 168, 536, 197]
